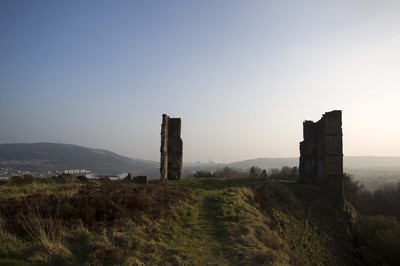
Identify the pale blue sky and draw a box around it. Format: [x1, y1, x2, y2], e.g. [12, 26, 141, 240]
[1, 0, 400, 163]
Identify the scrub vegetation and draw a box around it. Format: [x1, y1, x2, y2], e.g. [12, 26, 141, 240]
[0, 174, 397, 265]
[344, 174, 400, 265]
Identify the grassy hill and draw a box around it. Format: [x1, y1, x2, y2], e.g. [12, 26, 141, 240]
[0, 176, 358, 265]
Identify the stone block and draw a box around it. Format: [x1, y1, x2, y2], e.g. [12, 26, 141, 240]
[324, 156, 343, 176]
[323, 136, 342, 155]
[300, 141, 316, 156]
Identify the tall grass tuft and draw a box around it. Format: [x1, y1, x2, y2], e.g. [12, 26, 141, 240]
[16, 198, 71, 264]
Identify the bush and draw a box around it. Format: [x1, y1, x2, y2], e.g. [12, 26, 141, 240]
[347, 178, 400, 222]
[214, 167, 247, 178]
[372, 183, 400, 220]
[0, 217, 26, 258]
[344, 173, 362, 203]
[1, 182, 192, 231]
[269, 166, 298, 181]
[357, 215, 400, 265]
[193, 171, 214, 178]
[248, 166, 262, 178]
[9, 175, 34, 185]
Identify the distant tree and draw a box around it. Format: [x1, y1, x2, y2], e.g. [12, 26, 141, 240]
[370, 183, 400, 220]
[248, 166, 262, 178]
[260, 169, 268, 178]
[193, 171, 214, 178]
[357, 215, 400, 265]
[268, 166, 298, 181]
[344, 173, 365, 205]
[214, 167, 246, 178]
[269, 168, 279, 177]
[344, 174, 400, 221]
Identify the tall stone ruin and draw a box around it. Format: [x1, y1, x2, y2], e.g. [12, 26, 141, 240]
[160, 114, 183, 180]
[299, 110, 344, 209]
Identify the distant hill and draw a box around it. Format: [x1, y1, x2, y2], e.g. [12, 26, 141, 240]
[0, 143, 159, 177]
[344, 156, 400, 169]
[227, 156, 400, 170]
[228, 157, 299, 170]
[2, 143, 400, 179]
[224, 156, 400, 192]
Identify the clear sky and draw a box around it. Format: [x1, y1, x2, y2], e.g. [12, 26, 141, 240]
[1, 0, 400, 163]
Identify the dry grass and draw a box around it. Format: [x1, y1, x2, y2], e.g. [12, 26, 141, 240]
[0, 177, 192, 265]
[0, 216, 25, 259]
[16, 198, 71, 264]
[0, 176, 360, 265]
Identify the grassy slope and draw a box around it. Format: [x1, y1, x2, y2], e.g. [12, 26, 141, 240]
[0, 176, 357, 265]
[159, 178, 357, 265]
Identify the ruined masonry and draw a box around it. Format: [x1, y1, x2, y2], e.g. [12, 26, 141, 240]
[299, 110, 344, 209]
[160, 114, 183, 180]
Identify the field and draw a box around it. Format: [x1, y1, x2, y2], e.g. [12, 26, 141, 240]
[0, 175, 358, 265]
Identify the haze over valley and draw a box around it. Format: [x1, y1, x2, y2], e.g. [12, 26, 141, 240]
[1, 142, 399, 191]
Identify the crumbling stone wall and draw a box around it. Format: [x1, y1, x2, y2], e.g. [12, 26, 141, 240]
[160, 114, 169, 180]
[299, 110, 344, 209]
[160, 114, 183, 180]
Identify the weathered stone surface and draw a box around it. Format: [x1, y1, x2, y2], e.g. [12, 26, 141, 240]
[300, 140, 316, 156]
[324, 156, 343, 176]
[323, 136, 343, 156]
[303, 120, 317, 140]
[299, 110, 344, 209]
[160, 114, 169, 180]
[160, 114, 183, 180]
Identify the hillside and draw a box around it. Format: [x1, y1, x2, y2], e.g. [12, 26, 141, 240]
[228, 157, 299, 170]
[227, 156, 400, 170]
[0, 176, 358, 265]
[0, 143, 159, 177]
[3, 143, 400, 180]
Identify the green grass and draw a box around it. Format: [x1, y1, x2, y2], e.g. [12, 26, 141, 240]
[0, 176, 359, 265]
[153, 183, 290, 265]
[165, 177, 269, 190]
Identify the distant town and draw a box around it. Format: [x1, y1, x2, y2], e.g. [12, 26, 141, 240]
[0, 160, 129, 180]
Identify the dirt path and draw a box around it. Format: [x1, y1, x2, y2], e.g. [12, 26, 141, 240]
[160, 190, 231, 265]
[193, 191, 230, 265]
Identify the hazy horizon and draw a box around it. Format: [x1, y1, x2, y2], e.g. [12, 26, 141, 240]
[1, 1, 400, 163]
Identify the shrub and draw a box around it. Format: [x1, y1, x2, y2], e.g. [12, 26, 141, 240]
[9, 175, 34, 185]
[357, 215, 400, 265]
[347, 178, 400, 222]
[16, 201, 72, 264]
[193, 171, 214, 178]
[0, 217, 26, 258]
[248, 166, 262, 178]
[214, 167, 246, 178]
[269, 166, 298, 181]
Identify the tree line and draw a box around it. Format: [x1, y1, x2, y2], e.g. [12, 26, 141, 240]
[344, 174, 400, 265]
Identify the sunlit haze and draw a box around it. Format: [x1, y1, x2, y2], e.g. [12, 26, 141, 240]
[1, 0, 400, 163]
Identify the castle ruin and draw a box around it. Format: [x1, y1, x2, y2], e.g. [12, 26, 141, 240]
[299, 110, 344, 209]
[160, 114, 183, 180]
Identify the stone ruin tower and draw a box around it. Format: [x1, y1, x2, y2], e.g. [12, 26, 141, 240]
[160, 114, 183, 180]
[299, 110, 344, 209]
